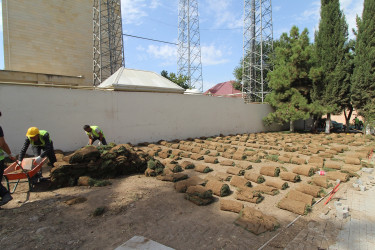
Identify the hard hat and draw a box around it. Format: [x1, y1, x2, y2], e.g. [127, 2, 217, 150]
[26, 127, 39, 137]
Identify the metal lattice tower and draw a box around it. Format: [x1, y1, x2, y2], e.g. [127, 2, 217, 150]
[93, 0, 125, 86]
[177, 0, 204, 91]
[242, 0, 273, 103]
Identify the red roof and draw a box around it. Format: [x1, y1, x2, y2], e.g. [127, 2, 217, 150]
[204, 80, 242, 98]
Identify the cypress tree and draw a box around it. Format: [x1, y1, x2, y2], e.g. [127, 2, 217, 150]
[310, 0, 349, 133]
[264, 26, 313, 132]
[352, 0, 375, 125]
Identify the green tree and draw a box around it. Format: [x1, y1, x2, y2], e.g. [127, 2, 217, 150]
[263, 26, 313, 132]
[310, 0, 349, 133]
[160, 70, 190, 89]
[352, 0, 375, 127]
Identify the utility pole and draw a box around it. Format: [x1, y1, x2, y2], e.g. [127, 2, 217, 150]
[242, 0, 273, 102]
[177, 0, 204, 91]
[93, 0, 125, 86]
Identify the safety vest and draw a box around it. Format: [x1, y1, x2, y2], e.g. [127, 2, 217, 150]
[0, 148, 4, 161]
[86, 126, 105, 138]
[27, 130, 50, 146]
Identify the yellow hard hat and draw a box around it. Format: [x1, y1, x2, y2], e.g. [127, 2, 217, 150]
[26, 127, 39, 137]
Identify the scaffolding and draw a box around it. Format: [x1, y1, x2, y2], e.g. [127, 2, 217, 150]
[93, 0, 125, 86]
[242, 0, 273, 103]
[177, 0, 204, 92]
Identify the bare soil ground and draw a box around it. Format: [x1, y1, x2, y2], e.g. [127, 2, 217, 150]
[0, 132, 372, 250]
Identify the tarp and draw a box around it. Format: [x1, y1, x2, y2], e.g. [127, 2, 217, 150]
[97, 67, 185, 94]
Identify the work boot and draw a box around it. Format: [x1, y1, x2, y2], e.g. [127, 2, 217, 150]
[0, 193, 13, 206]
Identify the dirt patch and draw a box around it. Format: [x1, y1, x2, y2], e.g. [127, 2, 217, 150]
[1, 132, 373, 249]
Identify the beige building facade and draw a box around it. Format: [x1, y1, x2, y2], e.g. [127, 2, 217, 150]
[2, 0, 93, 86]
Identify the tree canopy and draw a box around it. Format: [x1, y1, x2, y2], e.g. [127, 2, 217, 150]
[160, 70, 190, 89]
[351, 0, 375, 123]
[263, 26, 313, 131]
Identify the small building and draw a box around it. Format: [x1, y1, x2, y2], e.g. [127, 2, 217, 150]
[204, 80, 242, 98]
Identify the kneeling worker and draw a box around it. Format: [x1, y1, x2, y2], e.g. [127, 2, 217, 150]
[19, 127, 57, 167]
[83, 125, 107, 145]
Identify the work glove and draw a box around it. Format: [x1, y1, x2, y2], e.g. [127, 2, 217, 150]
[17, 160, 23, 166]
[98, 141, 102, 146]
[34, 156, 42, 165]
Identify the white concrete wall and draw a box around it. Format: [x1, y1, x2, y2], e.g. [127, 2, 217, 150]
[0, 84, 282, 154]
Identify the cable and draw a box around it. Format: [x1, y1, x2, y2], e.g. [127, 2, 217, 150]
[123, 33, 177, 45]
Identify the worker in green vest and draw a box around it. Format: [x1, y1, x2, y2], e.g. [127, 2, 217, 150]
[0, 111, 16, 206]
[18, 127, 57, 167]
[83, 125, 107, 146]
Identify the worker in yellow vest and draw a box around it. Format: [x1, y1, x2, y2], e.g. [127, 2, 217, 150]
[18, 127, 57, 167]
[83, 125, 107, 146]
[0, 111, 16, 206]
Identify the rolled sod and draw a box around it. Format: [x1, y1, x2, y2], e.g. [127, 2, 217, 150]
[311, 176, 329, 188]
[190, 153, 204, 161]
[220, 199, 243, 213]
[181, 152, 191, 158]
[174, 176, 206, 193]
[220, 160, 235, 166]
[279, 172, 301, 182]
[292, 165, 315, 177]
[244, 172, 265, 184]
[324, 161, 342, 170]
[234, 206, 279, 235]
[194, 164, 213, 173]
[236, 188, 264, 204]
[205, 180, 231, 197]
[278, 197, 311, 215]
[232, 152, 246, 160]
[204, 156, 219, 164]
[252, 184, 279, 196]
[264, 178, 289, 190]
[184, 194, 213, 206]
[165, 163, 183, 173]
[158, 151, 169, 159]
[227, 167, 245, 176]
[144, 168, 156, 177]
[260, 166, 280, 177]
[186, 185, 213, 199]
[326, 171, 349, 182]
[221, 152, 233, 159]
[291, 157, 306, 165]
[156, 173, 188, 182]
[230, 175, 252, 188]
[180, 161, 195, 169]
[236, 162, 253, 170]
[345, 157, 361, 165]
[295, 183, 324, 198]
[278, 156, 291, 163]
[215, 172, 232, 181]
[341, 164, 361, 172]
[191, 147, 202, 153]
[286, 190, 314, 205]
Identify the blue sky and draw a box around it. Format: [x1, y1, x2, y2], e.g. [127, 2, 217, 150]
[0, 0, 364, 91]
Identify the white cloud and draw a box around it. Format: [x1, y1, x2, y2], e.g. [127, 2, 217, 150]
[297, 1, 320, 22]
[340, 0, 364, 37]
[201, 44, 229, 66]
[121, 0, 150, 25]
[150, 0, 161, 9]
[204, 0, 242, 29]
[146, 44, 177, 65]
